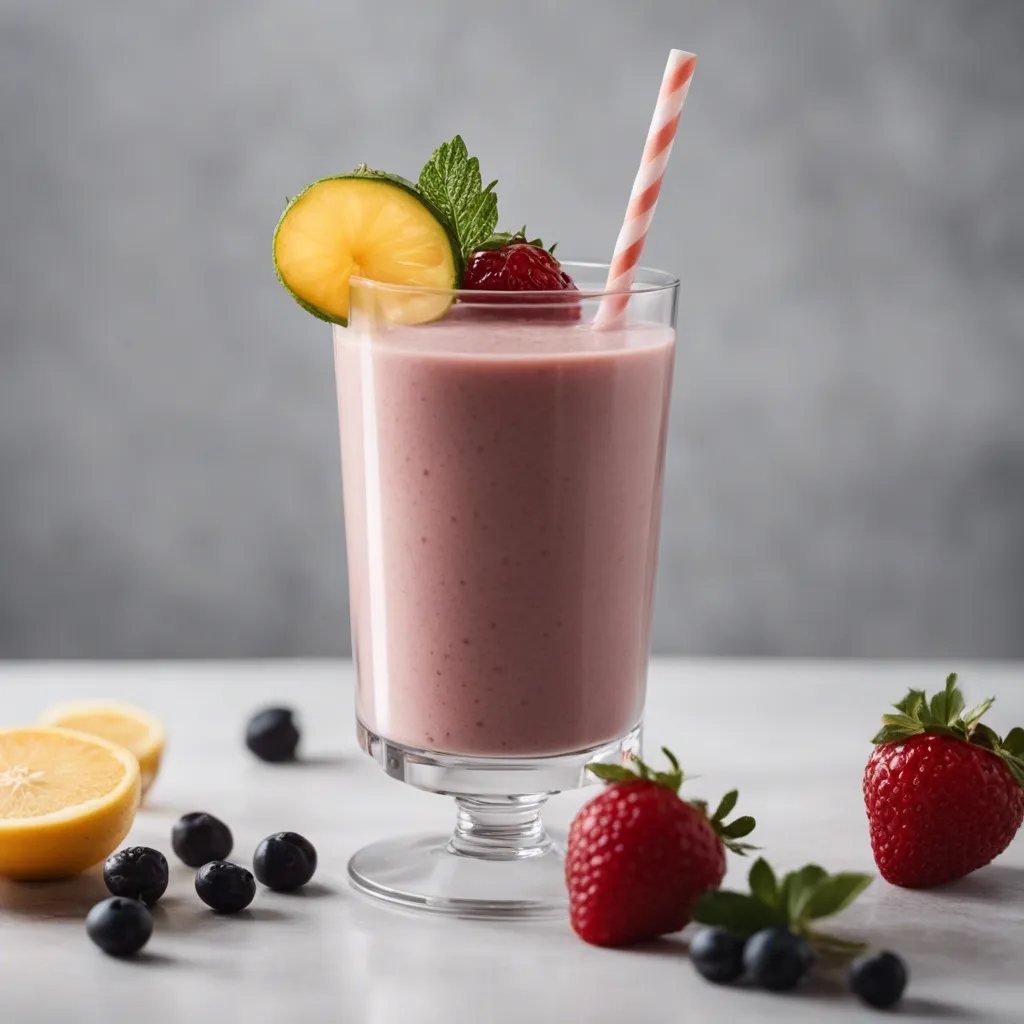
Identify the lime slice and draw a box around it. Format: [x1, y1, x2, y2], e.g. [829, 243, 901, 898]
[273, 171, 461, 326]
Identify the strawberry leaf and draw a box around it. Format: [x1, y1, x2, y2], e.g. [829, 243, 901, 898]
[1001, 727, 1024, 757]
[878, 713, 926, 739]
[712, 790, 738, 823]
[721, 816, 756, 839]
[963, 697, 996, 734]
[929, 673, 965, 727]
[800, 873, 873, 922]
[748, 858, 778, 907]
[971, 723, 1001, 751]
[692, 890, 788, 938]
[894, 689, 927, 717]
[586, 763, 638, 784]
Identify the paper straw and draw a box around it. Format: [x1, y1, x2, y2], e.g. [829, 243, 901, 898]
[594, 49, 697, 328]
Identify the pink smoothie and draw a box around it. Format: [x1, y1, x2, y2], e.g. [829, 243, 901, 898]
[334, 312, 674, 757]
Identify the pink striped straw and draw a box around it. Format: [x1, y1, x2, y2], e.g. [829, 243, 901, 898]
[594, 49, 697, 328]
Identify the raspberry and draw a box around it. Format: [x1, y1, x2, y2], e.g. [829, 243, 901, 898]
[461, 243, 580, 321]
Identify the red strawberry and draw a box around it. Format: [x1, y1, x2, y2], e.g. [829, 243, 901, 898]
[566, 748, 756, 947]
[864, 672, 1024, 889]
[462, 234, 580, 321]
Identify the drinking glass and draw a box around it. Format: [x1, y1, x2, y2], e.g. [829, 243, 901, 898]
[334, 263, 678, 917]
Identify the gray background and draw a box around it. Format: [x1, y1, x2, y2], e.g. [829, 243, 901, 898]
[1, 0, 1021, 659]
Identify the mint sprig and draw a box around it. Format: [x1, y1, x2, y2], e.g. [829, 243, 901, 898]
[587, 748, 757, 856]
[418, 136, 498, 261]
[872, 673, 1024, 788]
[694, 859, 873, 959]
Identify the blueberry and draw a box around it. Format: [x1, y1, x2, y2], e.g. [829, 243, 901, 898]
[743, 928, 813, 992]
[172, 812, 233, 867]
[195, 860, 256, 913]
[246, 707, 300, 763]
[85, 897, 153, 957]
[849, 951, 908, 1010]
[253, 832, 318, 892]
[689, 927, 746, 984]
[103, 846, 169, 905]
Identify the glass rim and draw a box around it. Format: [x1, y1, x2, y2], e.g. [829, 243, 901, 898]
[349, 261, 679, 301]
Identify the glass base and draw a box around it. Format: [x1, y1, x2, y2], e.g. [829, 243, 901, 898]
[349, 721, 642, 918]
[348, 830, 569, 919]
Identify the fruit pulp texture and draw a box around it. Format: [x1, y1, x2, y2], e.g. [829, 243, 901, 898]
[335, 312, 674, 757]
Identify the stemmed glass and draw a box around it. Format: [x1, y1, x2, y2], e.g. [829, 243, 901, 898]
[333, 264, 678, 916]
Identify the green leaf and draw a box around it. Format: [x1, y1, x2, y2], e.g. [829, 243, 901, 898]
[782, 865, 828, 922]
[915, 701, 942, 729]
[1000, 726, 1024, 757]
[894, 689, 926, 718]
[871, 724, 909, 745]
[971, 723, 1002, 751]
[963, 697, 996, 733]
[712, 790, 738, 822]
[692, 890, 789, 938]
[418, 135, 500, 259]
[748, 858, 777, 907]
[723, 841, 759, 856]
[800, 873, 872, 922]
[586, 763, 637, 783]
[477, 227, 554, 252]
[721, 816, 756, 839]
[805, 929, 869, 960]
[930, 673, 965, 727]
[879, 713, 926, 739]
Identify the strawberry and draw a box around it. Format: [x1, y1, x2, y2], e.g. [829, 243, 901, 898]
[565, 748, 756, 947]
[461, 233, 580, 321]
[864, 672, 1024, 889]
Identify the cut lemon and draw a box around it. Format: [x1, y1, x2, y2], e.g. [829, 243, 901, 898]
[273, 170, 461, 326]
[38, 700, 166, 796]
[0, 727, 141, 880]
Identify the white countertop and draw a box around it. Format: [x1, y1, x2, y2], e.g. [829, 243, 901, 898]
[1, 660, 1021, 1023]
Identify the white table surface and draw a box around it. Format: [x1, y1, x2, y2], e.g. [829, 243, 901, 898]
[1, 660, 1021, 1023]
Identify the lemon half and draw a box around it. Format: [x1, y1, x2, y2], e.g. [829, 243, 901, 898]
[0, 727, 141, 880]
[38, 701, 166, 796]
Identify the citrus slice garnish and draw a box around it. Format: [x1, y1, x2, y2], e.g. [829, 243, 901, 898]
[0, 727, 141, 880]
[38, 700, 166, 796]
[273, 171, 461, 326]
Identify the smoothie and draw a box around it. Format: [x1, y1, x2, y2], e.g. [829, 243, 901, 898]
[335, 312, 674, 757]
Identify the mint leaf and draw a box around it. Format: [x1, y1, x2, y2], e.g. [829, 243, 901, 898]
[692, 891, 788, 938]
[748, 858, 778, 907]
[800, 873, 872, 922]
[782, 865, 828, 921]
[418, 136, 498, 260]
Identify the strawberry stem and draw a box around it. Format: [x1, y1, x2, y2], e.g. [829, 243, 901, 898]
[872, 672, 1024, 789]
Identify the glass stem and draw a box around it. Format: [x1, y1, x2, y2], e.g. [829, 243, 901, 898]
[448, 795, 553, 861]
